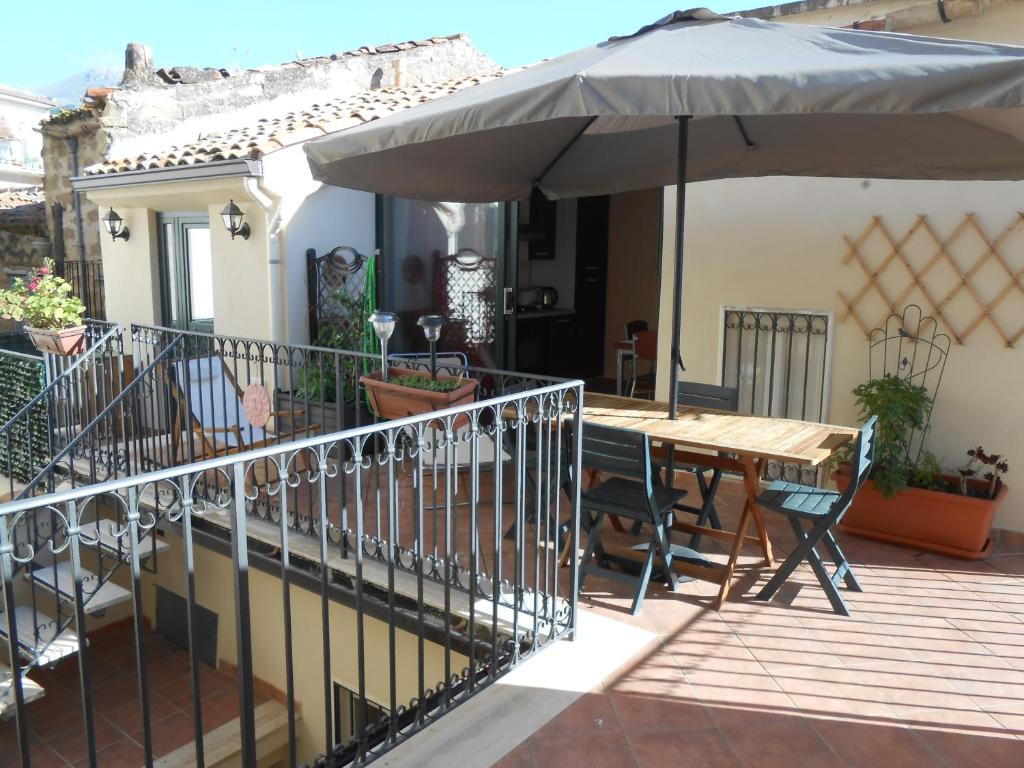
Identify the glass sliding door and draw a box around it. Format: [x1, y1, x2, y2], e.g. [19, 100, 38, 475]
[157, 213, 214, 333]
[381, 198, 512, 369]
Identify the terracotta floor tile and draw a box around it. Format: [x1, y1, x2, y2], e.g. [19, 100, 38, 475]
[530, 692, 620, 739]
[492, 741, 534, 768]
[629, 726, 740, 767]
[528, 730, 636, 768]
[72, 736, 145, 768]
[812, 720, 944, 767]
[919, 729, 1024, 768]
[720, 718, 844, 768]
[607, 687, 714, 733]
[145, 712, 195, 759]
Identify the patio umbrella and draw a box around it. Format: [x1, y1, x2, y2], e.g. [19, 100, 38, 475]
[305, 9, 1024, 414]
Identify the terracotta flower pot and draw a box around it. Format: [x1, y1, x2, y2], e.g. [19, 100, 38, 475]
[25, 325, 86, 356]
[360, 367, 479, 426]
[835, 465, 1007, 559]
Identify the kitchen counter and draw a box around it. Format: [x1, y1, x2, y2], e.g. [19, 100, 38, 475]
[517, 309, 577, 320]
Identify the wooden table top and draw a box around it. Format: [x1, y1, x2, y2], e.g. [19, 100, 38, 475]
[582, 393, 857, 466]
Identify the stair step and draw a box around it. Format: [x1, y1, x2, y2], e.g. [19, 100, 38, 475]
[0, 606, 79, 666]
[0, 662, 45, 717]
[26, 562, 132, 614]
[93, 520, 170, 561]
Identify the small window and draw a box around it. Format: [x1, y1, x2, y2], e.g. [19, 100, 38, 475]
[333, 681, 388, 746]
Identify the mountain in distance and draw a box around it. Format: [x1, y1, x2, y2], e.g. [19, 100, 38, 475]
[35, 66, 121, 108]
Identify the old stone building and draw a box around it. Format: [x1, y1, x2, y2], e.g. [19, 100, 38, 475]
[40, 35, 496, 292]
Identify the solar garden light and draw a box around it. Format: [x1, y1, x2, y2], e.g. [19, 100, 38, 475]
[368, 310, 398, 381]
[417, 314, 444, 379]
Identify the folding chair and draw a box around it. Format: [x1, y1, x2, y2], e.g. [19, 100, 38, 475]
[578, 423, 688, 614]
[628, 330, 658, 399]
[666, 383, 739, 550]
[754, 416, 877, 616]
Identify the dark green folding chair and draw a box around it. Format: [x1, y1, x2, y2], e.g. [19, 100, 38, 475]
[754, 416, 877, 616]
[668, 382, 740, 549]
[578, 423, 688, 614]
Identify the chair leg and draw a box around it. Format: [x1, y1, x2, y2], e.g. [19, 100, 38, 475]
[821, 531, 862, 592]
[756, 516, 820, 602]
[804, 541, 851, 617]
[578, 510, 605, 591]
[650, 522, 678, 592]
[629, 537, 656, 615]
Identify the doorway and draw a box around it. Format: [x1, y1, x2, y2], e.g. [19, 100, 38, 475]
[157, 213, 214, 333]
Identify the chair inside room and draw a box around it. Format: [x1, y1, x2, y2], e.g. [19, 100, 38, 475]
[628, 329, 658, 399]
[754, 416, 877, 616]
[578, 422, 688, 614]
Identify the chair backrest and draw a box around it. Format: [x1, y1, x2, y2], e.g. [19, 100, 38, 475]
[634, 330, 658, 361]
[173, 357, 265, 448]
[835, 416, 878, 513]
[581, 423, 652, 488]
[624, 320, 648, 340]
[677, 382, 740, 413]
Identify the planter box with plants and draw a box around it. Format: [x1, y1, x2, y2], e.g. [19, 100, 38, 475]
[360, 367, 479, 424]
[834, 373, 1009, 560]
[0, 259, 87, 356]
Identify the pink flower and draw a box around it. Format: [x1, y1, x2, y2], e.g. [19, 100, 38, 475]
[38, 267, 50, 276]
[27, 280, 39, 292]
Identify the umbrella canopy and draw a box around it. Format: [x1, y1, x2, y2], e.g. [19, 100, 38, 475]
[306, 9, 1024, 202]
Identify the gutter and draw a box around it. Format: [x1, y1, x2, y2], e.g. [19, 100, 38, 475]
[242, 176, 285, 345]
[71, 158, 263, 192]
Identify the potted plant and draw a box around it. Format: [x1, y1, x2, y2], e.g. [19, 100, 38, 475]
[0, 259, 87, 355]
[361, 367, 479, 423]
[833, 375, 1009, 559]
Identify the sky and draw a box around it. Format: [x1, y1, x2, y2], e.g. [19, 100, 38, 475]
[6, 0, 740, 92]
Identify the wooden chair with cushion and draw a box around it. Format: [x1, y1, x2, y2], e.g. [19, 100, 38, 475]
[754, 416, 877, 616]
[578, 423, 688, 614]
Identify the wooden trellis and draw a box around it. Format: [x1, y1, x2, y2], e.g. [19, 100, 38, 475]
[838, 213, 1024, 347]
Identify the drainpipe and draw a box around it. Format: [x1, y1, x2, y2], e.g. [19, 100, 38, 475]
[65, 136, 90, 311]
[242, 176, 284, 344]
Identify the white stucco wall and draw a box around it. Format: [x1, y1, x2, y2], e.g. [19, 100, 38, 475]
[657, 176, 1024, 533]
[262, 145, 376, 346]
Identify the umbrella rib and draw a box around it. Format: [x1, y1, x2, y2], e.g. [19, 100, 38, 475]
[533, 116, 599, 187]
[733, 116, 756, 149]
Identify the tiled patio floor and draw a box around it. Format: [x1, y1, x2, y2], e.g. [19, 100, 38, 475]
[0, 624, 269, 768]
[496, 477, 1024, 768]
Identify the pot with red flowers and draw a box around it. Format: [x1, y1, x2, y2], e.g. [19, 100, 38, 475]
[0, 258, 87, 355]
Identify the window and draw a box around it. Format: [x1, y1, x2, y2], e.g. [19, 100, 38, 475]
[333, 681, 388, 747]
[720, 306, 834, 482]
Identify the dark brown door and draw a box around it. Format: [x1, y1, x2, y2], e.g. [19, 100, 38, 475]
[573, 195, 610, 378]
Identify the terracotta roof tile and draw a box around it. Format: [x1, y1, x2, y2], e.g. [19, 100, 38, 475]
[86, 71, 504, 176]
[0, 187, 46, 234]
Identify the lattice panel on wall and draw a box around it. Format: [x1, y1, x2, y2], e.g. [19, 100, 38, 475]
[838, 213, 1024, 347]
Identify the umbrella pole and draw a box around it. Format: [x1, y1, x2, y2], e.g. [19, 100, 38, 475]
[668, 115, 691, 420]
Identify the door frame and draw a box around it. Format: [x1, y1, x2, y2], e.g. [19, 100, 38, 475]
[156, 212, 213, 333]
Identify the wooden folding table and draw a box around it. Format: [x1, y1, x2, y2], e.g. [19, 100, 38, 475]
[580, 393, 858, 607]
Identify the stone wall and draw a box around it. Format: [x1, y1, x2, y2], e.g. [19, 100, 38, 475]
[40, 113, 108, 270]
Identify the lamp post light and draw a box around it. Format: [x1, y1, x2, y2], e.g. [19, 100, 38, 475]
[417, 314, 444, 379]
[368, 310, 398, 381]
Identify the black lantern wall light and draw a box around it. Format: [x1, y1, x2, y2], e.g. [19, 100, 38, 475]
[102, 208, 130, 241]
[220, 199, 251, 240]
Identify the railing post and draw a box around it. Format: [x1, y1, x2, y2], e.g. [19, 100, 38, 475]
[569, 383, 584, 641]
[66, 499, 98, 766]
[0, 512, 31, 767]
[230, 461, 258, 765]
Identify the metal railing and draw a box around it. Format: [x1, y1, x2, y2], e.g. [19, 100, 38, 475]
[0, 375, 583, 767]
[0, 321, 124, 500]
[56, 260, 106, 321]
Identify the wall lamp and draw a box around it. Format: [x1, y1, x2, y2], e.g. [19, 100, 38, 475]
[101, 208, 130, 241]
[220, 199, 251, 240]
